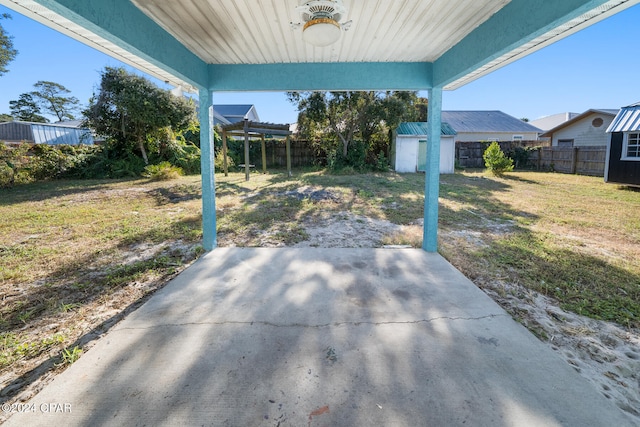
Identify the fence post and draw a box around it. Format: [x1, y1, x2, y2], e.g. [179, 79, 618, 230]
[261, 135, 267, 174]
[571, 147, 578, 174]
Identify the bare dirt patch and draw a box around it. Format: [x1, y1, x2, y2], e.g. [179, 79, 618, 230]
[292, 211, 403, 248]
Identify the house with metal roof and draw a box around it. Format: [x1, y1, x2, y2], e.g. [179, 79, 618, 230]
[0, 121, 94, 145]
[213, 105, 260, 126]
[540, 109, 619, 147]
[392, 122, 457, 174]
[605, 102, 640, 186]
[441, 111, 542, 142]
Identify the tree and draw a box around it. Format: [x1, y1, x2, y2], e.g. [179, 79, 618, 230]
[9, 93, 48, 122]
[288, 91, 422, 166]
[84, 67, 195, 164]
[483, 141, 514, 177]
[0, 113, 13, 122]
[31, 81, 80, 121]
[0, 14, 18, 77]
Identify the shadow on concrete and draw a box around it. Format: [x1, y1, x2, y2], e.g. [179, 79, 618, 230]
[5, 248, 633, 426]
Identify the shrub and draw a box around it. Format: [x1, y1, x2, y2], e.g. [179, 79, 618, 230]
[0, 163, 13, 187]
[506, 146, 538, 169]
[152, 132, 201, 175]
[373, 151, 389, 172]
[214, 149, 234, 172]
[28, 144, 76, 181]
[142, 161, 183, 181]
[0, 142, 30, 186]
[483, 141, 514, 177]
[326, 141, 368, 173]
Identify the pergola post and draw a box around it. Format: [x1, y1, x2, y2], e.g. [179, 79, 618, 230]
[423, 87, 442, 253]
[286, 136, 292, 177]
[199, 89, 216, 250]
[222, 128, 229, 177]
[261, 134, 267, 174]
[221, 121, 291, 178]
[243, 119, 250, 181]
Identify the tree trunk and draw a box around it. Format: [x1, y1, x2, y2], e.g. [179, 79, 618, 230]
[138, 139, 149, 164]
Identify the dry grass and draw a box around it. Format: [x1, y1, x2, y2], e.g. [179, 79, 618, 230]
[436, 171, 640, 328]
[0, 176, 204, 403]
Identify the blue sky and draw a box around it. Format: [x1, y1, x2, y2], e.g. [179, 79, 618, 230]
[1, 4, 639, 124]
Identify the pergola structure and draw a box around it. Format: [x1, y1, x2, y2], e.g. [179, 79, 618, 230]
[220, 120, 293, 181]
[2, 0, 638, 252]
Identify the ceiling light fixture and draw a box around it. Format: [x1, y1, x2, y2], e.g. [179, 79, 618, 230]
[292, 0, 352, 47]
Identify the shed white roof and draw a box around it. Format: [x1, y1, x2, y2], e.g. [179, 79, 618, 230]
[607, 103, 640, 133]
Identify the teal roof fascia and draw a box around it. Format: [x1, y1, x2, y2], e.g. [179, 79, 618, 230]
[209, 62, 432, 92]
[32, 0, 208, 89]
[434, 0, 613, 88]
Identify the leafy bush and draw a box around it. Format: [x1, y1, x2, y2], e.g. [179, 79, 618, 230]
[0, 163, 13, 187]
[28, 144, 77, 180]
[142, 161, 183, 181]
[157, 137, 201, 175]
[483, 141, 514, 177]
[327, 141, 368, 173]
[506, 146, 538, 169]
[0, 139, 199, 183]
[0, 142, 29, 186]
[373, 151, 389, 172]
[215, 149, 235, 172]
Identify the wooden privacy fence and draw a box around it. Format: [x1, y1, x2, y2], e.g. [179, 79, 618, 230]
[531, 146, 606, 176]
[455, 141, 606, 177]
[456, 141, 545, 168]
[267, 139, 316, 167]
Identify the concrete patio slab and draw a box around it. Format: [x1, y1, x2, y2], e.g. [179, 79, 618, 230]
[4, 248, 634, 426]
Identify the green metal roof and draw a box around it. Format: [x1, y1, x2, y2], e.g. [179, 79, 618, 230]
[396, 122, 457, 136]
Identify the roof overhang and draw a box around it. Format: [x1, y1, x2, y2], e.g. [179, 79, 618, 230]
[1, 0, 638, 93]
[541, 108, 620, 137]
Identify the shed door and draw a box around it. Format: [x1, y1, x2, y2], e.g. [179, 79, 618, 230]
[417, 139, 427, 172]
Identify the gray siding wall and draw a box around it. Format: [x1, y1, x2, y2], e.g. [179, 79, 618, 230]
[551, 113, 614, 147]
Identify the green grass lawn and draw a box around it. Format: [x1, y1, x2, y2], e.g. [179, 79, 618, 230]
[0, 169, 638, 396]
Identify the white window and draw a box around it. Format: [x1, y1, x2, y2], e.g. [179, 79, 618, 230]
[622, 132, 640, 160]
[512, 135, 523, 141]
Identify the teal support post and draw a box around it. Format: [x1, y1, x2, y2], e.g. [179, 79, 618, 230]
[423, 87, 442, 252]
[199, 89, 216, 251]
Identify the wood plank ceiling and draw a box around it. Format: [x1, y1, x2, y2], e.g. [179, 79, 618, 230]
[131, 0, 511, 64]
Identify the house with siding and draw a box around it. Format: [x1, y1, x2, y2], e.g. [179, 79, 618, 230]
[540, 109, 618, 147]
[0, 121, 94, 145]
[213, 105, 260, 126]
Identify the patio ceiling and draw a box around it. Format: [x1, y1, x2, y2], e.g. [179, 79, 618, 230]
[1, 0, 639, 93]
[130, 0, 509, 65]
